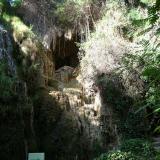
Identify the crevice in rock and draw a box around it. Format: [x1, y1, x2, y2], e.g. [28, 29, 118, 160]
[53, 35, 79, 70]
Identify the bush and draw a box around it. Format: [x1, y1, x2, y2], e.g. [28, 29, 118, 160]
[94, 150, 136, 160]
[55, 0, 102, 29]
[120, 138, 155, 159]
[155, 151, 160, 160]
[95, 139, 155, 160]
[121, 111, 147, 138]
[78, 1, 129, 92]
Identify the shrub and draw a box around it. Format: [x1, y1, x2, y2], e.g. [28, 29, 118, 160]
[55, 0, 85, 27]
[120, 138, 155, 159]
[121, 111, 147, 138]
[155, 151, 160, 160]
[94, 150, 136, 160]
[78, 1, 130, 92]
[95, 139, 155, 160]
[55, 0, 102, 29]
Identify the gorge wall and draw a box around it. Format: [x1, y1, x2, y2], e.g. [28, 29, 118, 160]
[0, 1, 133, 160]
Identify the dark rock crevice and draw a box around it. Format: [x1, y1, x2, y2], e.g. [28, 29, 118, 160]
[53, 35, 79, 70]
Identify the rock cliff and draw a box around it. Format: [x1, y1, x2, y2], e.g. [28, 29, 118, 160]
[0, 1, 121, 160]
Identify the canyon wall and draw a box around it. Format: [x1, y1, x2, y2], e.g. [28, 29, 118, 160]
[0, 1, 122, 160]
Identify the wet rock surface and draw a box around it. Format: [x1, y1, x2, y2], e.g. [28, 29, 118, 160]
[0, 25, 16, 74]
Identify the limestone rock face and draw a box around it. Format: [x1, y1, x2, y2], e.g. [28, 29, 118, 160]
[55, 66, 74, 83]
[0, 24, 37, 160]
[17, 38, 55, 89]
[59, 67, 123, 157]
[17, 0, 57, 49]
[47, 72, 119, 159]
[0, 25, 16, 74]
[16, 1, 59, 86]
[41, 50, 55, 85]
[8, 15, 55, 89]
[49, 87, 101, 159]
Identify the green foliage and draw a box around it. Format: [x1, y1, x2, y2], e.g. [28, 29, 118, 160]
[0, 0, 23, 21]
[54, 0, 100, 28]
[95, 139, 155, 160]
[140, 49, 160, 132]
[0, 0, 22, 13]
[155, 151, 160, 160]
[140, 48, 160, 108]
[122, 0, 159, 40]
[9, 0, 23, 8]
[121, 111, 147, 138]
[94, 151, 136, 160]
[128, 8, 144, 21]
[0, 0, 8, 14]
[55, 0, 87, 27]
[120, 138, 155, 159]
[120, 0, 160, 134]
[0, 0, 5, 8]
[140, 0, 155, 4]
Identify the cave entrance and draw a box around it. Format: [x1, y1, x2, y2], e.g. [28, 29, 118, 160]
[54, 35, 79, 70]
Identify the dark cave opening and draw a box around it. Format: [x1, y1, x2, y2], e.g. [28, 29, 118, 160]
[54, 35, 79, 70]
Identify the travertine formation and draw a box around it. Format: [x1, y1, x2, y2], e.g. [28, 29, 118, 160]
[49, 65, 118, 152]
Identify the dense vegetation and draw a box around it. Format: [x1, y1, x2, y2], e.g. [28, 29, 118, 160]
[77, 0, 160, 159]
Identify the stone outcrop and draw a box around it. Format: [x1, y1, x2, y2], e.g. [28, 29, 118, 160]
[41, 49, 55, 85]
[55, 66, 74, 83]
[48, 84, 101, 159]
[17, 0, 55, 37]
[17, 0, 58, 50]
[6, 14, 56, 89]
[46, 70, 119, 159]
